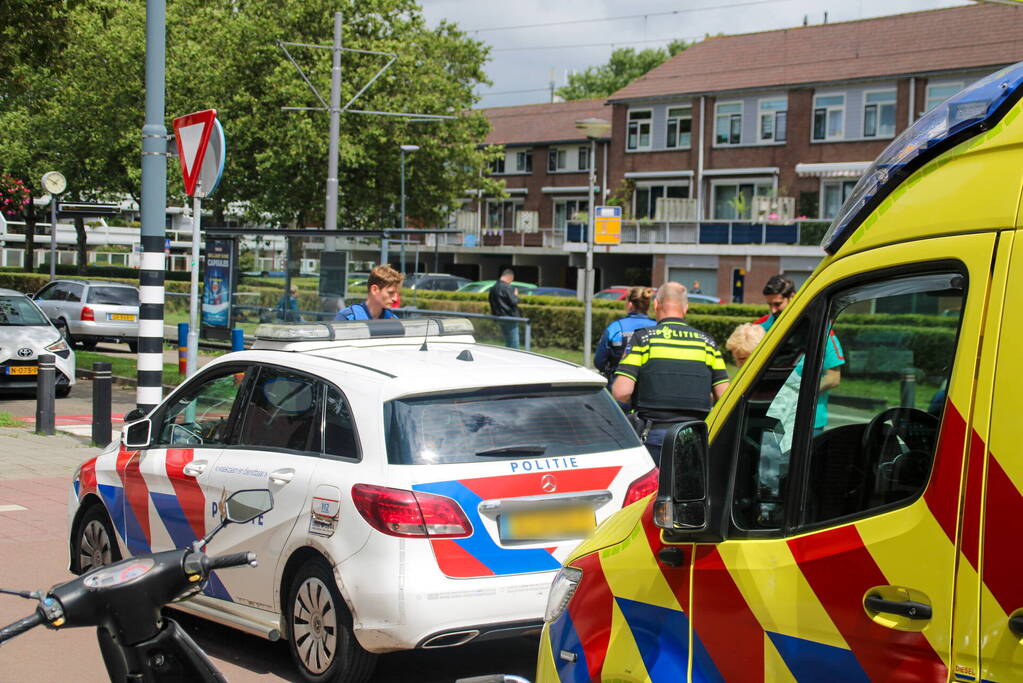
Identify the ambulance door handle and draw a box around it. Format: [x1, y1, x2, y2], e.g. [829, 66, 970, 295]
[182, 461, 207, 477]
[269, 468, 294, 485]
[863, 593, 932, 620]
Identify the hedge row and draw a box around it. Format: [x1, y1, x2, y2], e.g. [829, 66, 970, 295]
[831, 323, 955, 378]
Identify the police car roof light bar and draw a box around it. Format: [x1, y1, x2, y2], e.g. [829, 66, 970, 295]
[822, 60, 1023, 255]
[253, 317, 475, 343]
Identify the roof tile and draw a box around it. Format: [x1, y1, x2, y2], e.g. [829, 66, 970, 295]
[610, 4, 1023, 101]
[482, 99, 613, 146]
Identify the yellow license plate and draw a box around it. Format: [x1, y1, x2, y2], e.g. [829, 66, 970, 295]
[110, 313, 136, 321]
[8, 366, 38, 375]
[500, 506, 595, 542]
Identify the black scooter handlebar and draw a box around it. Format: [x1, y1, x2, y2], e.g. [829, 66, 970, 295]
[0, 611, 43, 643]
[206, 551, 256, 571]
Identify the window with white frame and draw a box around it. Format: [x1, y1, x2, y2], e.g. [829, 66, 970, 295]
[553, 198, 588, 230]
[547, 148, 567, 172]
[820, 180, 858, 219]
[863, 90, 896, 138]
[634, 184, 689, 220]
[715, 102, 742, 145]
[666, 106, 692, 148]
[925, 82, 964, 113]
[577, 146, 590, 171]
[627, 110, 652, 150]
[488, 157, 506, 174]
[486, 200, 520, 230]
[758, 98, 787, 142]
[515, 150, 532, 173]
[711, 181, 773, 220]
[812, 94, 845, 141]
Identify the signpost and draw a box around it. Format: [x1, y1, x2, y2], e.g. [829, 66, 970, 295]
[594, 205, 622, 246]
[172, 109, 225, 376]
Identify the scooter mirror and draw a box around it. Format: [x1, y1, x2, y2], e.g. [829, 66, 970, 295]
[224, 489, 274, 524]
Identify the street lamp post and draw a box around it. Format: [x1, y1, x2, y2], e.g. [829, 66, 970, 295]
[399, 144, 419, 274]
[574, 118, 611, 368]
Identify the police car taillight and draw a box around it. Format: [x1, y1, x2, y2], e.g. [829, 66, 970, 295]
[623, 468, 659, 507]
[351, 483, 472, 539]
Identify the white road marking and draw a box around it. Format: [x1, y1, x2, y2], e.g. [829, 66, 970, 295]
[0, 504, 27, 512]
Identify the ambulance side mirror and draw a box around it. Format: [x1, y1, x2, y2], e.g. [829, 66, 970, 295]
[653, 421, 709, 531]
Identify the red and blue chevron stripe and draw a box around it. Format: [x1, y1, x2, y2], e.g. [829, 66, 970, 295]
[413, 466, 621, 578]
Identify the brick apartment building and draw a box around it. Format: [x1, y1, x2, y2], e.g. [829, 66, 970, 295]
[356, 4, 1023, 297]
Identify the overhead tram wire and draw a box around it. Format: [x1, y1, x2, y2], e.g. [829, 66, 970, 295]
[489, 35, 704, 53]
[478, 87, 554, 97]
[464, 0, 788, 33]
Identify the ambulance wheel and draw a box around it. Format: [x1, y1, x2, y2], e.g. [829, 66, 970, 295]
[287, 559, 376, 683]
[73, 504, 121, 574]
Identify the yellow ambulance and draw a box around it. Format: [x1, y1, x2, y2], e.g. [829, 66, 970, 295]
[536, 63, 1023, 682]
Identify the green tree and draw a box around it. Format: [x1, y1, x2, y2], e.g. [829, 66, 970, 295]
[2, 0, 501, 239]
[556, 40, 690, 101]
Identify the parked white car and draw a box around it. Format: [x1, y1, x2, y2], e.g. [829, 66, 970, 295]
[0, 289, 75, 397]
[67, 318, 656, 682]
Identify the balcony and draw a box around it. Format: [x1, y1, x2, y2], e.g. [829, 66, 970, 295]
[565, 219, 803, 246]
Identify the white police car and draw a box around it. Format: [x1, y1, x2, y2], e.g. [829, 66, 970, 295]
[67, 318, 656, 683]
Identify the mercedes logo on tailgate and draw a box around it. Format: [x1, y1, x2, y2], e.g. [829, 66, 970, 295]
[540, 474, 557, 493]
[17, 348, 32, 358]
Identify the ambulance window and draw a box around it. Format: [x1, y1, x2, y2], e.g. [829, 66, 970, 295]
[732, 316, 813, 531]
[801, 272, 964, 527]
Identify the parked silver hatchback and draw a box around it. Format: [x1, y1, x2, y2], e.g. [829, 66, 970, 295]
[33, 279, 140, 351]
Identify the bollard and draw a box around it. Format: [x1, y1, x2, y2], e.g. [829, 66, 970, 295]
[92, 362, 112, 446]
[231, 327, 244, 352]
[178, 322, 188, 375]
[35, 353, 56, 436]
[900, 369, 917, 408]
[523, 321, 532, 353]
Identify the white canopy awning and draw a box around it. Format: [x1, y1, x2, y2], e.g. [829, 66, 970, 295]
[795, 161, 871, 178]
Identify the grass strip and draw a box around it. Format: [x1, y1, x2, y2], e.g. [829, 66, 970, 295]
[76, 351, 185, 386]
[0, 411, 24, 428]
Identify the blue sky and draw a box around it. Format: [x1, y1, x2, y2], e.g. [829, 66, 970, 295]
[419, 0, 973, 107]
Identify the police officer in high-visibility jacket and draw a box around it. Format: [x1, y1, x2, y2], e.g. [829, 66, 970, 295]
[612, 282, 730, 464]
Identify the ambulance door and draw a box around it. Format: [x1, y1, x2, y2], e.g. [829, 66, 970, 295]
[688, 234, 993, 680]
[978, 231, 1023, 682]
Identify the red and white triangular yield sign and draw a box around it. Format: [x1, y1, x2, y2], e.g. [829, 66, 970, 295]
[173, 109, 217, 196]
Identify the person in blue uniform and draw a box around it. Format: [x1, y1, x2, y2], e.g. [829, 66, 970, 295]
[336, 265, 402, 321]
[594, 286, 656, 386]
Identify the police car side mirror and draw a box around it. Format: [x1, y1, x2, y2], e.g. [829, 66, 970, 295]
[653, 421, 709, 531]
[123, 418, 152, 449]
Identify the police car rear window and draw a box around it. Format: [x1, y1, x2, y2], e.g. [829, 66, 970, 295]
[384, 385, 640, 465]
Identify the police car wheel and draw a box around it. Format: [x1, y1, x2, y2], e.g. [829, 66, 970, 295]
[287, 559, 376, 683]
[73, 504, 121, 574]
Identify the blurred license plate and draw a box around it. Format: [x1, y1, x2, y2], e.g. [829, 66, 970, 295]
[499, 506, 595, 542]
[7, 366, 38, 375]
[109, 314, 136, 321]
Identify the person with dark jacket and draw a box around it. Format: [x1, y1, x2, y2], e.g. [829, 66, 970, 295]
[612, 282, 730, 464]
[489, 268, 520, 348]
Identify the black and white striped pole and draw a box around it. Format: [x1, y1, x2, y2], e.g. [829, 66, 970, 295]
[138, 0, 167, 412]
[137, 243, 165, 410]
